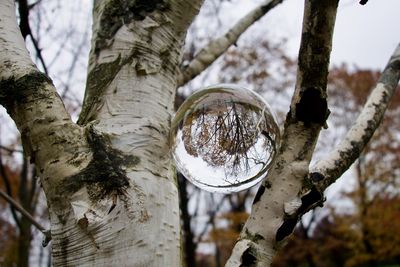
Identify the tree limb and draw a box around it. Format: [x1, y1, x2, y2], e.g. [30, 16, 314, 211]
[0, 0, 82, 165]
[0, 0, 88, 216]
[176, 0, 284, 87]
[226, 1, 339, 266]
[311, 43, 400, 191]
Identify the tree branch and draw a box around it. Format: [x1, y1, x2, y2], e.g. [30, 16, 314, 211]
[0, 189, 50, 243]
[311, 43, 400, 191]
[17, 0, 49, 74]
[226, 1, 339, 266]
[0, 0, 82, 166]
[0, 0, 89, 218]
[177, 0, 283, 87]
[0, 153, 21, 228]
[0, 145, 23, 154]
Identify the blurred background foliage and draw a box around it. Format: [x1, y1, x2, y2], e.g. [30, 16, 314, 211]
[0, 0, 399, 266]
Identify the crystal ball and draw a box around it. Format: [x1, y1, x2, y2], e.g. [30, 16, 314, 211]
[171, 84, 280, 193]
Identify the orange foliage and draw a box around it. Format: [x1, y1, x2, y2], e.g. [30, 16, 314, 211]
[272, 197, 400, 267]
[0, 217, 17, 266]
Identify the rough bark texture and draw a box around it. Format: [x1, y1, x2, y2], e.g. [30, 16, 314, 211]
[1, 0, 203, 266]
[226, 1, 339, 266]
[54, 0, 203, 266]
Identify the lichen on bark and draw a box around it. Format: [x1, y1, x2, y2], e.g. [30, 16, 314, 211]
[0, 71, 53, 110]
[79, 56, 122, 124]
[62, 125, 140, 203]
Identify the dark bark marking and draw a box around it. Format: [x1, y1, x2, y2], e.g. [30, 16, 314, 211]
[78, 56, 122, 125]
[58, 235, 69, 267]
[296, 87, 329, 125]
[0, 72, 52, 111]
[296, 132, 319, 161]
[381, 59, 400, 89]
[299, 187, 323, 214]
[296, 0, 338, 98]
[275, 218, 297, 242]
[96, 0, 169, 52]
[252, 185, 265, 205]
[276, 187, 323, 242]
[240, 246, 257, 267]
[309, 172, 324, 182]
[359, 0, 368, 5]
[244, 228, 265, 243]
[261, 0, 283, 13]
[63, 126, 140, 203]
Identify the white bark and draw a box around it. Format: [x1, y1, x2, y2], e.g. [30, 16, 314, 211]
[0, 0, 35, 80]
[47, 1, 204, 266]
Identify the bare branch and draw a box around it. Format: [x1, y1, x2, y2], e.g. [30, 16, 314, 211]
[0, 189, 50, 240]
[0, 145, 23, 154]
[17, 0, 49, 74]
[312, 43, 400, 191]
[177, 0, 283, 87]
[29, 34, 49, 75]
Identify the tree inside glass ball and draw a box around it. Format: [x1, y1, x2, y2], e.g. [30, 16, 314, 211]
[171, 84, 280, 193]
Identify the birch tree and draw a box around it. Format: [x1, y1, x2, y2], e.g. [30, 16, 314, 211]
[0, 0, 399, 267]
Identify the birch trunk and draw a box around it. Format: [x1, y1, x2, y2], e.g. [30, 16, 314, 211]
[1, 0, 202, 266]
[1, 0, 399, 266]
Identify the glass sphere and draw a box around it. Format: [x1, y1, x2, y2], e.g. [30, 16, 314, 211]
[171, 84, 280, 193]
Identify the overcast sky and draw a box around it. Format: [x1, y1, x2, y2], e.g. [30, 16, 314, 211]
[268, 0, 400, 70]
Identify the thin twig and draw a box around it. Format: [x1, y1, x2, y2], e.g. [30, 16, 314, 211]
[17, 0, 49, 74]
[0, 188, 51, 246]
[0, 189, 45, 232]
[0, 145, 23, 154]
[29, 35, 49, 75]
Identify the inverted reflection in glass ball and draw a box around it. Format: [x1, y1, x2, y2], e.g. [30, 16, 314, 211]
[171, 84, 280, 193]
